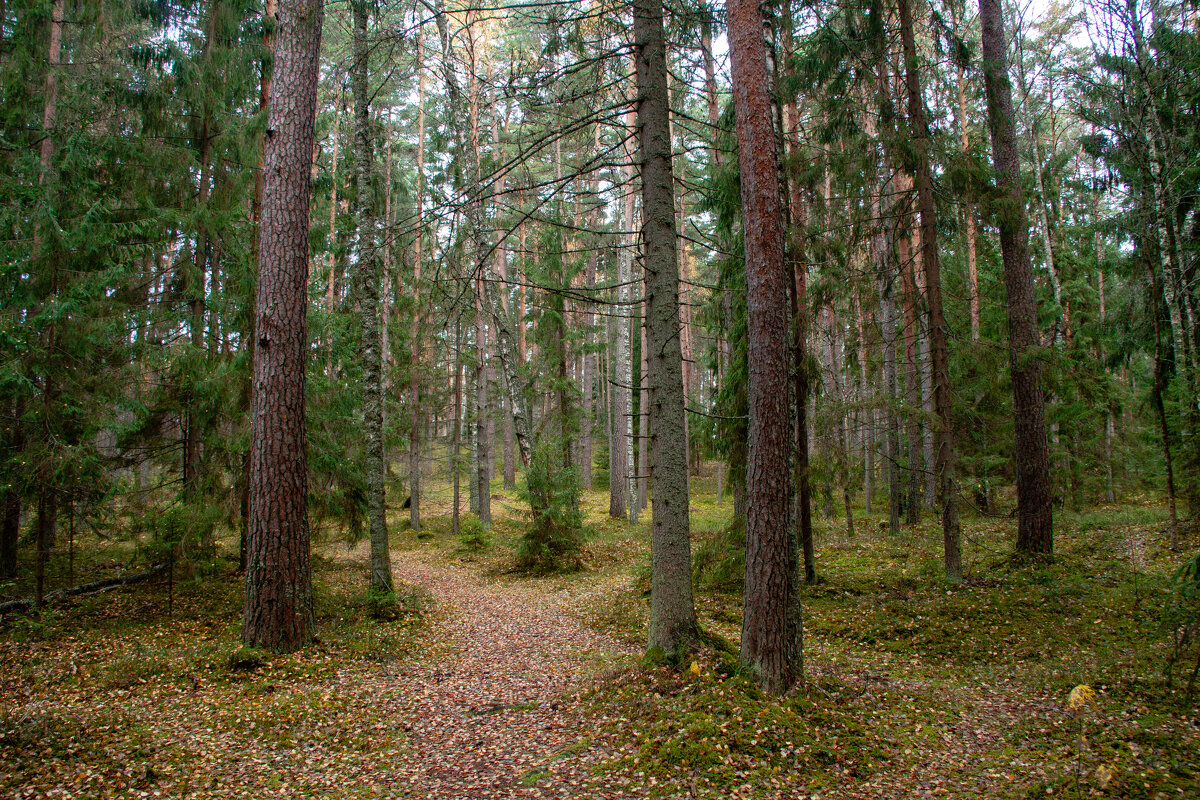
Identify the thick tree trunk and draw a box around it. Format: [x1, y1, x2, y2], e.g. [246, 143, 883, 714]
[243, 0, 323, 652]
[728, 0, 800, 694]
[351, 0, 391, 594]
[979, 0, 1053, 555]
[242, 0, 279, 572]
[635, 0, 697, 659]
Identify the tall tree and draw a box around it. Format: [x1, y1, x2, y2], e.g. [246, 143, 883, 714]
[351, 0, 392, 594]
[243, 0, 324, 652]
[979, 0, 1053, 554]
[897, 0, 961, 581]
[728, 0, 800, 693]
[634, 0, 698, 659]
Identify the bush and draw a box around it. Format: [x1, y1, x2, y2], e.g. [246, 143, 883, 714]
[516, 438, 583, 573]
[1163, 552, 1200, 701]
[457, 514, 490, 553]
[691, 517, 746, 592]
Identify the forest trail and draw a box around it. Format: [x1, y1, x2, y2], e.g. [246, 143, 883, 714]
[381, 547, 637, 799]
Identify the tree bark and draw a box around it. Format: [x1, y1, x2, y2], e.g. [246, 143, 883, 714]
[351, 0, 391, 593]
[728, 0, 800, 693]
[611, 109, 636, 521]
[242, 0, 279, 572]
[325, 84, 341, 313]
[979, 0, 1053, 555]
[243, 0, 322, 652]
[897, 205, 923, 524]
[634, 0, 698, 659]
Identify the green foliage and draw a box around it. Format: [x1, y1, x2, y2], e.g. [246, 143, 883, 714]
[516, 438, 583, 573]
[457, 513, 491, 554]
[691, 517, 746, 592]
[1164, 552, 1200, 701]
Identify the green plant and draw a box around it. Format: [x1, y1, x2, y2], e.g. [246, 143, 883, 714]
[1163, 552, 1200, 701]
[457, 513, 491, 553]
[516, 438, 583, 573]
[691, 517, 746, 592]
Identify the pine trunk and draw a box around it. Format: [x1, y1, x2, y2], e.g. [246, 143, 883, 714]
[243, 0, 323, 652]
[729, 0, 800, 693]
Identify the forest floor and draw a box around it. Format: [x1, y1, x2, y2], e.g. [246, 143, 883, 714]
[2, 471, 1199, 799]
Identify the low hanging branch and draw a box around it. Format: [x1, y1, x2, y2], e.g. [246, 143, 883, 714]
[0, 562, 169, 616]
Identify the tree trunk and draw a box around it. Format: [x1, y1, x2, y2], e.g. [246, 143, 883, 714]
[185, 3, 218, 540]
[638, 304, 649, 514]
[899, 0, 961, 580]
[452, 319, 463, 537]
[409, 24, 426, 531]
[957, 57, 980, 343]
[468, 46, 491, 527]
[634, 0, 697, 658]
[863, 79, 902, 536]
[979, 0, 1053, 555]
[432, 1, 533, 474]
[611, 110, 636, 521]
[242, 0, 279, 572]
[351, 0, 391, 594]
[325, 85, 341, 313]
[729, 0, 800, 694]
[855, 288, 872, 515]
[243, 0, 323, 652]
[581, 245, 596, 491]
[1, 395, 22, 579]
[897, 208, 923, 524]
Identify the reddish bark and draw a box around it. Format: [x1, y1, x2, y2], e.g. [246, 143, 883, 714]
[728, 0, 799, 694]
[243, 0, 323, 652]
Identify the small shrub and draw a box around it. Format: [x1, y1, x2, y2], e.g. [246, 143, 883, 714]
[1163, 552, 1200, 701]
[516, 439, 583, 573]
[457, 514, 491, 553]
[691, 517, 746, 591]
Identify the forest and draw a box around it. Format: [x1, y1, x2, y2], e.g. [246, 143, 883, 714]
[1, 0, 1199, 796]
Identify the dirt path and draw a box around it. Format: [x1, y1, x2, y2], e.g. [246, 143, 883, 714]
[383, 549, 637, 799]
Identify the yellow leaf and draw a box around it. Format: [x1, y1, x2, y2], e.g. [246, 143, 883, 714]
[1066, 685, 1095, 711]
